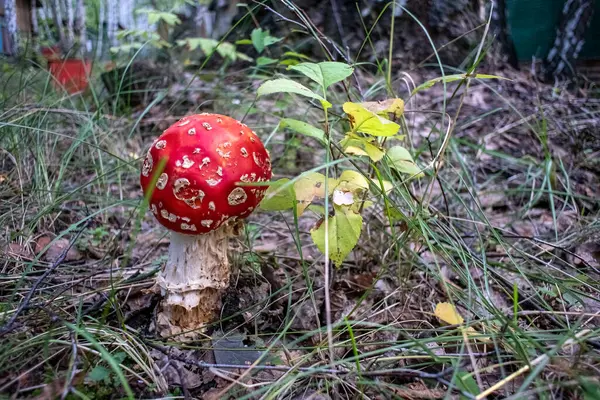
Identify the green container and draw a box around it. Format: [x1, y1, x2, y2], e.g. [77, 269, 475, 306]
[507, 0, 600, 60]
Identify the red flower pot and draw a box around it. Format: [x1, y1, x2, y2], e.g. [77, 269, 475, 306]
[48, 59, 92, 94]
[41, 46, 61, 61]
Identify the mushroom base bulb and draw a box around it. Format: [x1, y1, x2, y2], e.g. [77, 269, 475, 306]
[155, 228, 230, 339]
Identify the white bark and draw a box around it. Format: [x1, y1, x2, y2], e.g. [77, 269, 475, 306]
[49, 0, 66, 52]
[4, 0, 18, 54]
[96, 0, 104, 60]
[155, 228, 232, 339]
[118, 0, 134, 31]
[106, 0, 118, 47]
[75, 0, 86, 55]
[194, 2, 213, 38]
[39, 1, 54, 43]
[31, 0, 39, 37]
[65, 0, 75, 51]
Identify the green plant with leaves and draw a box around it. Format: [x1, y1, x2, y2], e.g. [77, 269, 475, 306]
[234, 27, 286, 67]
[257, 61, 423, 267]
[110, 3, 250, 65]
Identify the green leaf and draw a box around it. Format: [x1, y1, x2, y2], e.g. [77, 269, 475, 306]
[264, 34, 283, 47]
[236, 39, 253, 45]
[386, 146, 423, 177]
[341, 135, 385, 161]
[581, 378, 600, 400]
[283, 51, 313, 60]
[279, 118, 325, 143]
[178, 38, 252, 61]
[257, 79, 332, 108]
[88, 365, 111, 382]
[251, 28, 266, 53]
[112, 352, 127, 364]
[259, 179, 296, 211]
[289, 62, 354, 90]
[310, 206, 363, 268]
[474, 73, 509, 80]
[110, 43, 143, 54]
[343, 102, 400, 136]
[256, 56, 278, 66]
[412, 73, 508, 95]
[251, 28, 283, 53]
[455, 370, 481, 398]
[279, 59, 300, 66]
[215, 42, 252, 61]
[141, 10, 181, 26]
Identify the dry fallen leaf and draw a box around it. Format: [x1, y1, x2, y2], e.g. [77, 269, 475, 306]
[434, 302, 464, 325]
[434, 302, 491, 343]
[35, 236, 82, 263]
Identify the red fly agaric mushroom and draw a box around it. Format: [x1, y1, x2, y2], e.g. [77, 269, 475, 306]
[140, 113, 271, 338]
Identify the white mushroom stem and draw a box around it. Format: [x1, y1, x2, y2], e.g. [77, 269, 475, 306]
[155, 226, 231, 339]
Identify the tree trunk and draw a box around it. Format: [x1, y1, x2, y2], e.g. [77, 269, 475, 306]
[490, 0, 519, 68]
[194, 2, 213, 38]
[543, 0, 595, 81]
[95, 0, 104, 59]
[4, 0, 18, 55]
[39, 0, 54, 44]
[30, 0, 39, 42]
[75, 0, 86, 56]
[65, 0, 75, 51]
[106, 0, 118, 48]
[49, 0, 67, 53]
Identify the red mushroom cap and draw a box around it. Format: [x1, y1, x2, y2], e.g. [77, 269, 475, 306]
[140, 113, 272, 234]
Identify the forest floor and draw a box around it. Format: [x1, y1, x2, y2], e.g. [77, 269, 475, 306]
[1, 53, 599, 399]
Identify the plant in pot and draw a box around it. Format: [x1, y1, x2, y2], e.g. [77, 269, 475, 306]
[40, 0, 91, 94]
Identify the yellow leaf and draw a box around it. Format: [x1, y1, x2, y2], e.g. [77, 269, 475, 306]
[341, 135, 385, 161]
[369, 178, 394, 194]
[361, 98, 405, 118]
[344, 146, 369, 157]
[338, 170, 369, 193]
[435, 302, 491, 343]
[435, 302, 464, 325]
[343, 102, 400, 137]
[293, 172, 337, 215]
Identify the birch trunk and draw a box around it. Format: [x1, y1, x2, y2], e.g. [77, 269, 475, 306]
[4, 0, 18, 55]
[31, 0, 39, 38]
[50, 0, 66, 52]
[75, 0, 86, 56]
[65, 0, 75, 51]
[95, 0, 104, 60]
[39, 1, 54, 44]
[106, 0, 118, 48]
